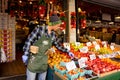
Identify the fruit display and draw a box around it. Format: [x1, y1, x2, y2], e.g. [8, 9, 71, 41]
[48, 41, 120, 80]
[48, 49, 71, 68]
[86, 58, 120, 74]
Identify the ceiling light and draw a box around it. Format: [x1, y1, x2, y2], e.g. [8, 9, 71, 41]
[50, 1, 52, 4]
[19, 0, 22, 3]
[29, 1, 32, 4]
[115, 16, 120, 19]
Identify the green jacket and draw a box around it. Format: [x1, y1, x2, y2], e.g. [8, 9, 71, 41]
[27, 34, 52, 73]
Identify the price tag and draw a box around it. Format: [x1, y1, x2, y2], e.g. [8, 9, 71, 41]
[117, 51, 120, 55]
[50, 47, 55, 52]
[92, 41, 97, 45]
[111, 43, 115, 46]
[102, 41, 106, 45]
[86, 42, 92, 46]
[110, 45, 115, 50]
[75, 42, 80, 46]
[95, 45, 100, 51]
[79, 46, 88, 53]
[66, 61, 76, 71]
[89, 54, 96, 60]
[102, 41, 107, 48]
[104, 44, 107, 48]
[78, 57, 88, 68]
[98, 55, 103, 59]
[63, 43, 70, 50]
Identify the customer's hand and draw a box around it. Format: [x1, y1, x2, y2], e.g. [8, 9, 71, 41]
[22, 55, 28, 65]
[68, 52, 74, 58]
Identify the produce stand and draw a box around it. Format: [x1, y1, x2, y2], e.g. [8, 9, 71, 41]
[97, 71, 120, 80]
[53, 69, 120, 80]
[48, 41, 120, 80]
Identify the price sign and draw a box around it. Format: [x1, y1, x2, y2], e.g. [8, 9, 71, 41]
[95, 45, 100, 51]
[78, 57, 88, 68]
[117, 51, 120, 55]
[75, 42, 80, 46]
[92, 41, 97, 45]
[79, 46, 88, 53]
[98, 55, 103, 59]
[110, 45, 115, 50]
[63, 43, 70, 50]
[86, 42, 92, 46]
[102, 41, 107, 47]
[66, 61, 76, 71]
[111, 43, 115, 46]
[50, 47, 55, 53]
[89, 54, 96, 60]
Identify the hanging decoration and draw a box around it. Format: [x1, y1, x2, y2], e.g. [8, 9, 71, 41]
[79, 11, 86, 29]
[10, 10, 14, 17]
[60, 12, 66, 30]
[19, 11, 24, 18]
[71, 12, 76, 28]
[45, 0, 56, 4]
[39, 0, 46, 18]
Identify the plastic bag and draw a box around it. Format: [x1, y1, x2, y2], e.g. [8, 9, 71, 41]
[0, 47, 7, 63]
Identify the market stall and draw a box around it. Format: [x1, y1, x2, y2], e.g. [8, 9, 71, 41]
[47, 40, 120, 80]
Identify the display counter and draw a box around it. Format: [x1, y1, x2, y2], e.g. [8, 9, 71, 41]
[98, 71, 120, 80]
[48, 42, 120, 80]
[53, 70, 120, 80]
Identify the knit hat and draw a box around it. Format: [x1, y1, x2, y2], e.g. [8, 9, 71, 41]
[49, 13, 61, 26]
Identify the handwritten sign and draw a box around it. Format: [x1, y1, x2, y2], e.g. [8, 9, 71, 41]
[63, 43, 70, 50]
[110, 45, 115, 50]
[86, 42, 92, 46]
[78, 57, 88, 68]
[95, 45, 100, 51]
[92, 41, 97, 45]
[66, 61, 76, 71]
[89, 54, 96, 60]
[79, 46, 88, 53]
[75, 42, 80, 46]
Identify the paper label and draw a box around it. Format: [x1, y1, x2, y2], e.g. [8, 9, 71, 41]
[92, 41, 97, 45]
[89, 54, 96, 60]
[78, 57, 88, 68]
[86, 42, 92, 46]
[63, 43, 70, 50]
[102, 41, 107, 48]
[66, 61, 76, 71]
[95, 45, 100, 51]
[79, 46, 88, 53]
[75, 42, 80, 46]
[98, 55, 103, 59]
[110, 45, 115, 50]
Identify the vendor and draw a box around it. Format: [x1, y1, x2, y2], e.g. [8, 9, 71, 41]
[22, 13, 74, 80]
